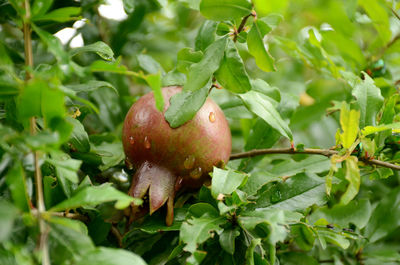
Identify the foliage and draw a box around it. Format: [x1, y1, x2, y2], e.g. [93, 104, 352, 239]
[1, 0, 400, 264]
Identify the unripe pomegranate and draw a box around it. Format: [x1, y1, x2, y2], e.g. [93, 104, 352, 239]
[122, 86, 231, 225]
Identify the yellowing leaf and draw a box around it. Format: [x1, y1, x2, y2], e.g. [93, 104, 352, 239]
[339, 104, 360, 149]
[340, 156, 360, 205]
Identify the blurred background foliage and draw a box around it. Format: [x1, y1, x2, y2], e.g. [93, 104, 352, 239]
[1, 0, 400, 264]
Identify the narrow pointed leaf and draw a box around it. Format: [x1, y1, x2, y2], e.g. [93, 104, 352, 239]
[211, 167, 248, 198]
[184, 36, 227, 91]
[215, 38, 251, 93]
[351, 74, 384, 128]
[50, 183, 140, 211]
[247, 20, 276, 72]
[239, 90, 292, 140]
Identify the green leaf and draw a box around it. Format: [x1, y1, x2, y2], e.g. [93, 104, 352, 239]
[90, 59, 139, 77]
[359, 0, 391, 44]
[0, 200, 18, 242]
[291, 223, 315, 251]
[66, 117, 90, 153]
[142, 72, 164, 112]
[48, 216, 88, 234]
[74, 247, 147, 265]
[351, 74, 384, 128]
[364, 187, 400, 242]
[91, 141, 125, 171]
[211, 167, 248, 198]
[50, 183, 139, 211]
[239, 208, 301, 244]
[340, 156, 360, 205]
[239, 90, 292, 140]
[315, 227, 350, 249]
[138, 208, 187, 234]
[199, 0, 252, 21]
[49, 223, 94, 264]
[247, 20, 276, 72]
[219, 228, 240, 255]
[41, 84, 67, 129]
[47, 152, 82, 184]
[177, 48, 203, 74]
[270, 156, 330, 178]
[31, 0, 54, 17]
[339, 104, 360, 149]
[137, 54, 164, 74]
[255, 173, 327, 211]
[245, 238, 261, 265]
[184, 36, 227, 92]
[180, 214, 224, 253]
[280, 253, 319, 265]
[33, 7, 81, 22]
[253, 0, 288, 17]
[164, 84, 209, 128]
[195, 20, 218, 51]
[17, 79, 43, 120]
[5, 161, 29, 212]
[310, 199, 371, 229]
[32, 24, 69, 63]
[250, 79, 281, 102]
[162, 69, 186, 87]
[380, 94, 398, 124]
[70, 41, 114, 61]
[0, 76, 19, 100]
[240, 171, 280, 196]
[361, 122, 400, 136]
[214, 38, 251, 93]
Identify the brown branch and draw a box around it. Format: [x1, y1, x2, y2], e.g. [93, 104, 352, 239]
[23, 1, 49, 264]
[392, 8, 400, 21]
[233, 12, 254, 42]
[111, 225, 123, 248]
[230, 148, 400, 171]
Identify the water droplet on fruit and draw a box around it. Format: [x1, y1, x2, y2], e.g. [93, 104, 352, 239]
[129, 136, 135, 144]
[184, 155, 195, 169]
[144, 136, 151, 149]
[190, 167, 202, 179]
[209, 112, 216, 123]
[175, 176, 183, 191]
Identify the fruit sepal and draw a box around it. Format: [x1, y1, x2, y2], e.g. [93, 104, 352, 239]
[128, 161, 176, 226]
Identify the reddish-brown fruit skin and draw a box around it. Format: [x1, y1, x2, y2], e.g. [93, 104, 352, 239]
[122, 86, 231, 225]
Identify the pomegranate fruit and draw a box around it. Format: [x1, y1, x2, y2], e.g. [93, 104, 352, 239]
[122, 86, 231, 225]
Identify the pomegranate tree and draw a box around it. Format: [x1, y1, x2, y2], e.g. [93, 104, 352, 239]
[122, 86, 232, 225]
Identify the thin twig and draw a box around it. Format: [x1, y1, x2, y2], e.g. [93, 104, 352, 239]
[233, 12, 254, 42]
[23, 1, 50, 264]
[32, 209, 89, 222]
[392, 8, 400, 21]
[111, 225, 123, 248]
[230, 148, 400, 171]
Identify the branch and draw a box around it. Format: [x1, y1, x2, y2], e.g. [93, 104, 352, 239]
[230, 148, 400, 171]
[23, 1, 50, 264]
[111, 225, 123, 248]
[233, 12, 255, 42]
